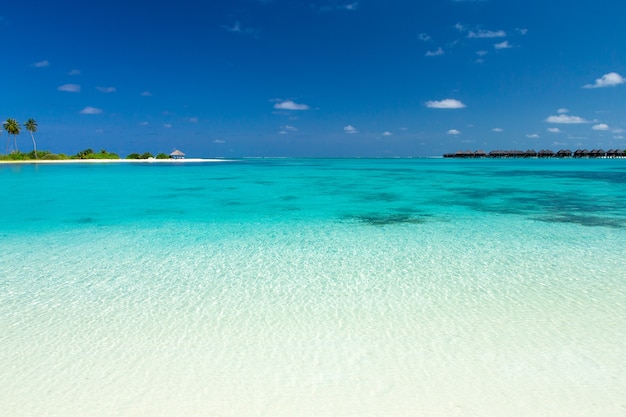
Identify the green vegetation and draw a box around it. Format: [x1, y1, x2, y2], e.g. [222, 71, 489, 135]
[0, 150, 70, 161]
[74, 148, 120, 159]
[3, 118, 21, 153]
[39, 152, 69, 160]
[1, 149, 175, 161]
[24, 119, 38, 158]
[125, 152, 154, 160]
[1, 119, 177, 161]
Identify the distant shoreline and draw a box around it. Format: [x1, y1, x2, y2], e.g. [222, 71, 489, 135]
[444, 148, 625, 159]
[0, 158, 231, 165]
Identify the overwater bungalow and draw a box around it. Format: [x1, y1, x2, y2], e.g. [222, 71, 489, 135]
[538, 149, 555, 158]
[442, 148, 619, 159]
[453, 150, 474, 158]
[590, 149, 606, 158]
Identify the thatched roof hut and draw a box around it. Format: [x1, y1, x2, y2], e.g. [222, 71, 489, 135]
[538, 149, 555, 158]
[170, 149, 186, 159]
[454, 150, 474, 158]
[488, 150, 506, 158]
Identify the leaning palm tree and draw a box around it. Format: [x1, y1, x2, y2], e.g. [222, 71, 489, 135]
[3, 118, 21, 153]
[24, 118, 38, 158]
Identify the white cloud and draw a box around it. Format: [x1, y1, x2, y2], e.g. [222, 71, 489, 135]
[139, 121, 149, 126]
[614, 135, 624, 139]
[225, 21, 248, 34]
[447, 129, 461, 135]
[492, 128, 503, 132]
[279, 125, 298, 134]
[425, 99, 466, 109]
[32, 60, 49, 67]
[494, 41, 512, 49]
[344, 125, 358, 134]
[468, 29, 506, 39]
[547, 127, 561, 133]
[545, 114, 589, 124]
[68, 69, 81, 75]
[274, 100, 310, 110]
[454, 23, 465, 32]
[222, 21, 254, 35]
[383, 131, 393, 136]
[417, 33, 431, 42]
[58, 84, 81, 93]
[526, 133, 540, 138]
[425, 47, 445, 57]
[592, 123, 610, 131]
[516, 28, 528, 35]
[583, 72, 625, 88]
[318, 2, 358, 12]
[80, 106, 103, 115]
[163, 123, 172, 128]
[476, 50, 488, 56]
[187, 117, 199, 123]
[96, 86, 116, 93]
[557, 108, 569, 114]
[140, 91, 152, 96]
[213, 139, 226, 144]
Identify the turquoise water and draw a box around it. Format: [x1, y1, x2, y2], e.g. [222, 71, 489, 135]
[1, 158, 626, 416]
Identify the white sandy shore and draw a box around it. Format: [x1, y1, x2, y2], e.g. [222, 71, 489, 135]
[0, 158, 231, 164]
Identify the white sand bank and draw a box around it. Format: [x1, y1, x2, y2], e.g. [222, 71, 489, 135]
[0, 158, 231, 164]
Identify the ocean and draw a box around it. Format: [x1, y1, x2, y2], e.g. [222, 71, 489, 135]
[1, 158, 625, 416]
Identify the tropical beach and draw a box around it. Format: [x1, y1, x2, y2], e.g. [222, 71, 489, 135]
[3, 0, 626, 416]
[2, 158, 626, 417]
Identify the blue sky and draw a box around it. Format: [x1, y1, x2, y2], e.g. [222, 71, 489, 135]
[2, 0, 625, 157]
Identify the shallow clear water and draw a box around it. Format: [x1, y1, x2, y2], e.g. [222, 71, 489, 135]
[1, 158, 626, 416]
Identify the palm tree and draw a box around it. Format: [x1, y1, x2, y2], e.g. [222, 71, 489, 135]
[3, 118, 21, 153]
[24, 118, 38, 158]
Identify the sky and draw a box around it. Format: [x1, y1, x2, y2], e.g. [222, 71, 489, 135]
[1, 0, 625, 157]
